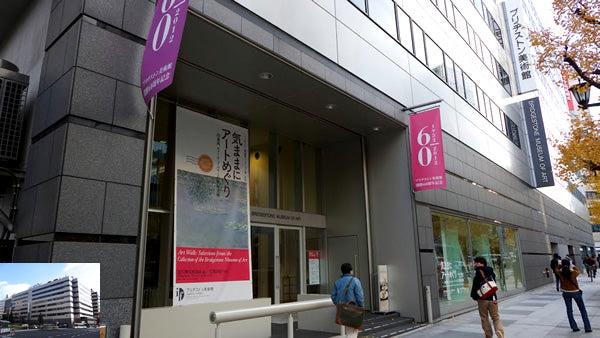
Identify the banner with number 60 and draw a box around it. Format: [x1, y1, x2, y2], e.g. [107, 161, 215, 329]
[409, 107, 446, 191]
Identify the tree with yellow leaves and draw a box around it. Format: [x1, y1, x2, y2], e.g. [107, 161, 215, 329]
[529, 0, 600, 223]
[529, 0, 600, 88]
[552, 109, 600, 223]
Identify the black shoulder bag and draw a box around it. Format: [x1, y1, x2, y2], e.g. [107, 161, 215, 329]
[334, 277, 365, 329]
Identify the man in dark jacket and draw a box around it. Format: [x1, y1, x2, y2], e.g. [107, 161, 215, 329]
[550, 253, 561, 291]
[471, 256, 504, 338]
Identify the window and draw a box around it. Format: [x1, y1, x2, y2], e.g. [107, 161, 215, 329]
[278, 136, 302, 211]
[445, 57, 457, 90]
[455, 65, 465, 98]
[425, 36, 446, 80]
[349, 0, 366, 12]
[490, 101, 502, 130]
[474, 0, 485, 16]
[454, 7, 468, 41]
[497, 62, 511, 94]
[412, 22, 426, 62]
[368, 0, 397, 37]
[396, 6, 412, 49]
[490, 16, 503, 47]
[463, 75, 478, 109]
[480, 92, 489, 118]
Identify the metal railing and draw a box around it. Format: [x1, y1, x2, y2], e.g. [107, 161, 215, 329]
[209, 298, 334, 338]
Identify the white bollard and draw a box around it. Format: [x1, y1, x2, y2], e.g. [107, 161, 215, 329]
[425, 285, 433, 324]
[119, 324, 131, 338]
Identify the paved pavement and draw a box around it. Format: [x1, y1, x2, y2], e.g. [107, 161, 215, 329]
[400, 275, 600, 337]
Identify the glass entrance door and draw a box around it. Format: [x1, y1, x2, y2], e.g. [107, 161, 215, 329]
[251, 224, 301, 304]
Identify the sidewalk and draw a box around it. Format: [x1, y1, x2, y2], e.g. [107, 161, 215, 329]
[400, 275, 600, 337]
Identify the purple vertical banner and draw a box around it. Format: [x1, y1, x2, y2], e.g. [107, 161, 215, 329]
[409, 107, 447, 191]
[140, 0, 189, 105]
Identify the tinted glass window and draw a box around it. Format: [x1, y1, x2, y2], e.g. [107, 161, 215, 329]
[463, 75, 478, 108]
[349, 0, 366, 12]
[455, 65, 465, 98]
[397, 6, 413, 50]
[445, 57, 456, 90]
[368, 0, 397, 37]
[454, 7, 468, 40]
[425, 36, 446, 80]
[412, 22, 426, 61]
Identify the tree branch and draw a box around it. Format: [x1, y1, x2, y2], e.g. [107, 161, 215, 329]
[564, 55, 600, 89]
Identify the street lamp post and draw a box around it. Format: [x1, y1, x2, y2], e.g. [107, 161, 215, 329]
[569, 83, 600, 109]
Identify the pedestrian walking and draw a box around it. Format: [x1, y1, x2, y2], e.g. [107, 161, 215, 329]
[555, 258, 592, 333]
[550, 253, 561, 291]
[470, 256, 504, 338]
[584, 255, 597, 278]
[331, 263, 364, 338]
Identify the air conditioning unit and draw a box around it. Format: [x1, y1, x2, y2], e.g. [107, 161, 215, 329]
[0, 59, 28, 161]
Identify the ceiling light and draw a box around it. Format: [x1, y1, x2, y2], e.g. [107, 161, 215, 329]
[372, 126, 381, 132]
[258, 72, 273, 80]
[324, 104, 336, 110]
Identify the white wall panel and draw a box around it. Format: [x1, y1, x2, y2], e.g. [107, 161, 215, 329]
[233, 0, 338, 61]
[336, 23, 413, 106]
[335, 0, 410, 72]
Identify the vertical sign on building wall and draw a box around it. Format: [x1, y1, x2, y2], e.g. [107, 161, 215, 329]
[504, 0, 536, 94]
[521, 97, 555, 187]
[308, 251, 320, 285]
[140, 0, 189, 105]
[409, 108, 446, 191]
[173, 107, 252, 306]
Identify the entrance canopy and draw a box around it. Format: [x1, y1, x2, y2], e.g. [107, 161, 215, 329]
[162, 11, 401, 147]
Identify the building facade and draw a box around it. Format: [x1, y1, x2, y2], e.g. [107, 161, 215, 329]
[5, 276, 95, 327]
[0, 0, 593, 337]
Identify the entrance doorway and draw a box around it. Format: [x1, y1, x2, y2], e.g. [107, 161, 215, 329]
[251, 224, 301, 304]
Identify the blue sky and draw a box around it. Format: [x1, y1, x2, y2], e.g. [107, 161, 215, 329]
[0, 263, 100, 300]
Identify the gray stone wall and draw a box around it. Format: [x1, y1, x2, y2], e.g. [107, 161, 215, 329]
[13, 1, 154, 337]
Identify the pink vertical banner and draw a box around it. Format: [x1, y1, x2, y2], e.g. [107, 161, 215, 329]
[409, 107, 446, 191]
[140, 0, 189, 105]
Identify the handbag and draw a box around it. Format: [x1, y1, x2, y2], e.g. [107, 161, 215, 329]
[477, 269, 498, 300]
[335, 277, 365, 329]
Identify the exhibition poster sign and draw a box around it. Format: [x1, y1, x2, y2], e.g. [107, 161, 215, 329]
[409, 107, 446, 191]
[140, 0, 189, 105]
[308, 251, 320, 285]
[173, 107, 251, 306]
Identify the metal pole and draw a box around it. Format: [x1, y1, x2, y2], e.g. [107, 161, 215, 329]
[215, 323, 220, 338]
[361, 136, 375, 310]
[288, 313, 294, 338]
[340, 325, 345, 336]
[132, 98, 156, 338]
[425, 285, 433, 324]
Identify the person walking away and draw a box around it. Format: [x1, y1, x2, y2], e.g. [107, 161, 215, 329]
[583, 255, 597, 278]
[471, 256, 504, 338]
[550, 253, 561, 291]
[331, 263, 364, 338]
[555, 259, 592, 333]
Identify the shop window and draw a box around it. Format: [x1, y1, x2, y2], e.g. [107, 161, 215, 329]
[396, 6, 412, 51]
[469, 221, 503, 290]
[150, 100, 174, 210]
[425, 35, 446, 81]
[433, 213, 471, 306]
[144, 98, 175, 308]
[502, 227, 523, 290]
[278, 136, 302, 211]
[368, 0, 397, 38]
[306, 228, 327, 294]
[433, 212, 524, 309]
[411, 22, 426, 62]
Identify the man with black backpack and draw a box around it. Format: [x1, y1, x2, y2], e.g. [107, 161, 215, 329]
[550, 253, 561, 291]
